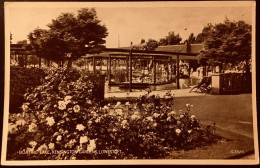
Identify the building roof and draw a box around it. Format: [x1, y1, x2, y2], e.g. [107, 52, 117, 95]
[155, 44, 203, 54]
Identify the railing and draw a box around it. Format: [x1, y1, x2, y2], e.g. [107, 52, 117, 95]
[211, 73, 251, 94]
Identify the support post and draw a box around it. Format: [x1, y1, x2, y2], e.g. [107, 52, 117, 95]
[176, 54, 180, 89]
[87, 59, 90, 71]
[25, 55, 28, 67]
[129, 50, 132, 92]
[100, 58, 102, 73]
[167, 59, 169, 82]
[153, 56, 156, 84]
[106, 58, 109, 77]
[93, 56, 96, 74]
[108, 54, 112, 85]
[126, 56, 129, 81]
[170, 57, 173, 81]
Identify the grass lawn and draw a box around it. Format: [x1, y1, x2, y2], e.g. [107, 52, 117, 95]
[169, 93, 255, 159]
[173, 93, 254, 138]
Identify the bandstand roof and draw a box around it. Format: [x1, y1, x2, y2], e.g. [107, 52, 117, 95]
[83, 47, 199, 60]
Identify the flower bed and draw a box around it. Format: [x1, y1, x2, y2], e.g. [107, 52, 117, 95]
[7, 69, 222, 160]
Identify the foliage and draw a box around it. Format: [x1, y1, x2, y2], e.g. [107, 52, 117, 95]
[17, 40, 28, 45]
[28, 8, 108, 68]
[185, 33, 196, 44]
[145, 39, 159, 51]
[198, 19, 252, 72]
[132, 39, 159, 51]
[28, 28, 48, 67]
[7, 69, 222, 160]
[159, 31, 182, 46]
[28, 55, 39, 67]
[9, 66, 47, 113]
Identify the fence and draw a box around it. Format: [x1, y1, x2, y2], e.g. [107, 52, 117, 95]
[211, 73, 251, 94]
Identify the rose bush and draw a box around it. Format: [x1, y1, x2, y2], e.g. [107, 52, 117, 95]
[7, 68, 222, 160]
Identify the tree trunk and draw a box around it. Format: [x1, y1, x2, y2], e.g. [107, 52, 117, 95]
[67, 57, 73, 69]
[39, 55, 41, 68]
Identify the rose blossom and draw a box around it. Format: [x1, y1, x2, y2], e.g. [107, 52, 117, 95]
[80, 136, 89, 144]
[56, 135, 62, 142]
[175, 129, 181, 134]
[87, 139, 96, 152]
[36, 144, 48, 152]
[48, 143, 55, 150]
[58, 101, 66, 110]
[64, 96, 72, 105]
[21, 104, 29, 112]
[73, 105, 80, 113]
[16, 119, 26, 126]
[131, 114, 139, 120]
[46, 116, 55, 126]
[28, 123, 37, 132]
[29, 141, 37, 149]
[146, 117, 153, 122]
[76, 124, 85, 131]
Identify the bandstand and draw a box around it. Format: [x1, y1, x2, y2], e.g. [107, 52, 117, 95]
[83, 48, 198, 92]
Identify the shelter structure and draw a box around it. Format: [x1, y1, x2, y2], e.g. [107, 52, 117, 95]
[83, 43, 201, 91]
[10, 44, 36, 67]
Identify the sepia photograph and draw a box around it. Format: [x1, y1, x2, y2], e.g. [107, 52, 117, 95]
[1, 1, 258, 165]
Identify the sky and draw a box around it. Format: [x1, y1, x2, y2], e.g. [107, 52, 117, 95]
[6, 1, 254, 48]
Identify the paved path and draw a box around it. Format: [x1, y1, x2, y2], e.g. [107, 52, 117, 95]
[105, 88, 208, 100]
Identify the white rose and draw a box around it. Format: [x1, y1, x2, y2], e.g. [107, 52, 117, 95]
[48, 143, 55, 150]
[58, 101, 66, 110]
[46, 116, 55, 126]
[80, 136, 88, 144]
[56, 135, 62, 141]
[76, 124, 85, 131]
[175, 129, 181, 134]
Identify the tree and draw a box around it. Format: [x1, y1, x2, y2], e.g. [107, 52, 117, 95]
[17, 40, 28, 44]
[28, 28, 48, 68]
[195, 23, 214, 44]
[28, 8, 108, 69]
[159, 31, 182, 46]
[185, 33, 196, 44]
[145, 39, 159, 51]
[199, 19, 252, 74]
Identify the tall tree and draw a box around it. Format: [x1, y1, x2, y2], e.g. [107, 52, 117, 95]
[28, 28, 48, 68]
[185, 33, 196, 44]
[159, 31, 182, 46]
[28, 8, 108, 68]
[199, 19, 252, 74]
[145, 39, 159, 51]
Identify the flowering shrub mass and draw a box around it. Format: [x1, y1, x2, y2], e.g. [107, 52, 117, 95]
[7, 69, 221, 160]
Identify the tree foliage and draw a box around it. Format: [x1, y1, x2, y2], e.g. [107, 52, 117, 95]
[198, 19, 252, 72]
[159, 31, 182, 46]
[145, 39, 159, 51]
[185, 33, 196, 44]
[28, 8, 108, 68]
[132, 38, 159, 51]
